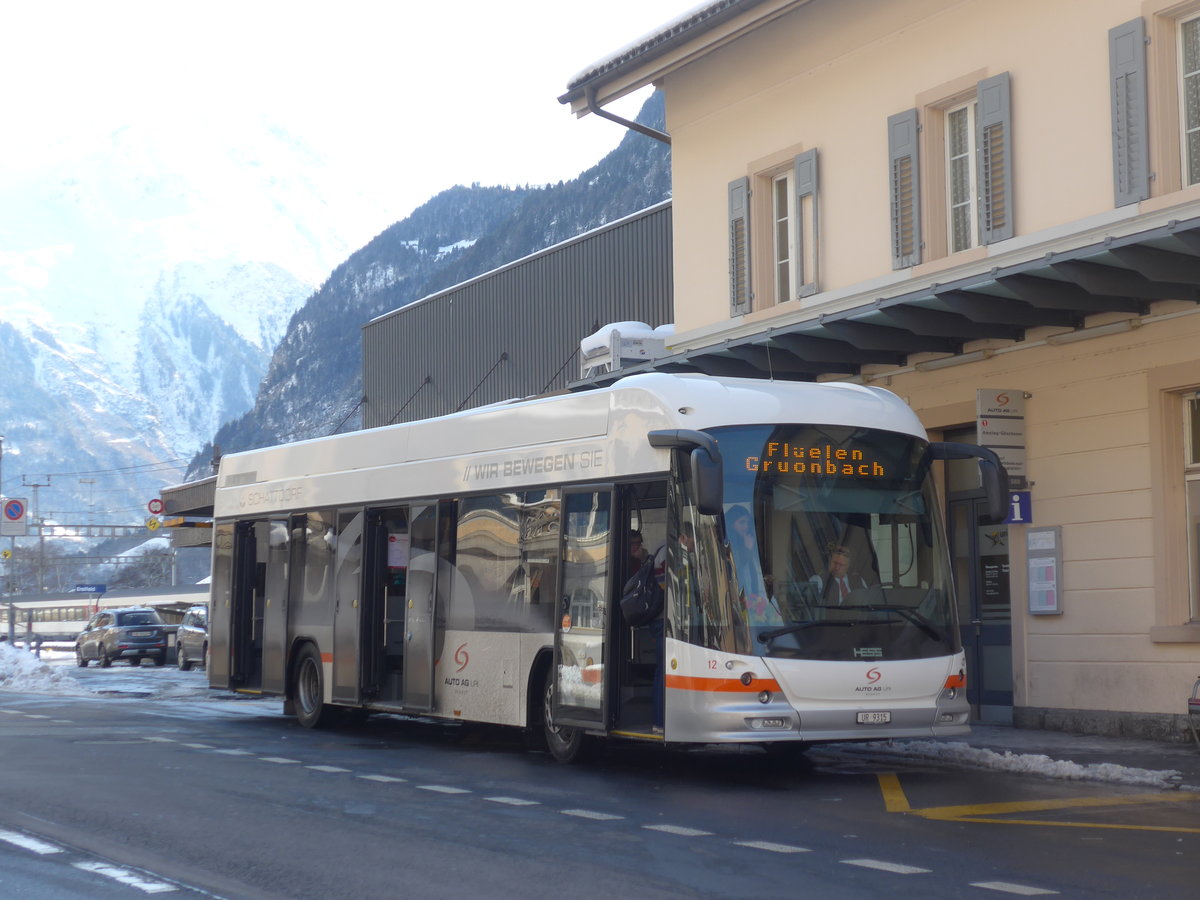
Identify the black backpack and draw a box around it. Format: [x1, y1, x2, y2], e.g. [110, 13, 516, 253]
[620, 556, 663, 626]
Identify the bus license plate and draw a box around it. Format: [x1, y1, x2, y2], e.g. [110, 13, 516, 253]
[857, 711, 891, 724]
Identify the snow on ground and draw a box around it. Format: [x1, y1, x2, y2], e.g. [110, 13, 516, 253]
[0, 641, 87, 695]
[1, 641, 1189, 789]
[842, 739, 1184, 790]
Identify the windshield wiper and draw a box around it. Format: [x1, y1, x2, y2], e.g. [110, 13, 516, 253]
[757, 605, 946, 644]
[757, 619, 859, 643]
[859, 604, 945, 642]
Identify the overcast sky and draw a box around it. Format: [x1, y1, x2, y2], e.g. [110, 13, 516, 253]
[1, 0, 692, 225]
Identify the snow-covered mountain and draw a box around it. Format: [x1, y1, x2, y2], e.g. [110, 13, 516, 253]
[0, 116, 393, 524]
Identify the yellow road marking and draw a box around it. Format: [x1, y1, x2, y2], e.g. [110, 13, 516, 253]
[877, 773, 911, 812]
[876, 774, 1200, 833]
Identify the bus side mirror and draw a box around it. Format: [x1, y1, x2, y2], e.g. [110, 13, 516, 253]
[648, 428, 724, 517]
[927, 442, 1010, 525]
[690, 447, 723, 517]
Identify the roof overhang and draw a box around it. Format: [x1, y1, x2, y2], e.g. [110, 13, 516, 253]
[570, 212, 1200, 388]
[559, 0, 797, 114]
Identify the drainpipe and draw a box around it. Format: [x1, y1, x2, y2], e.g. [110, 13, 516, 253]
[585, 86, 671, 145]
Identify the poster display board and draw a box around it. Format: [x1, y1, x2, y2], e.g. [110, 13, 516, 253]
[1026, 526, 1062, 615]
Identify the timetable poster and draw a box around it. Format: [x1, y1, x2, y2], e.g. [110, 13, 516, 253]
[1026, 527, 1062, 615]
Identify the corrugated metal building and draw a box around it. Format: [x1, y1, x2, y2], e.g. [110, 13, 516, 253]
[361, 201, 672, 428]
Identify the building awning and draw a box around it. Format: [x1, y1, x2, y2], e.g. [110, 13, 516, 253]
[571, 213, 1200, 387]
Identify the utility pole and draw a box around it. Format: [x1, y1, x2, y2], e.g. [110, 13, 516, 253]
[79, 478, 96, 526]
[1, 434, 11, 644]
[23, 476, 50, 593]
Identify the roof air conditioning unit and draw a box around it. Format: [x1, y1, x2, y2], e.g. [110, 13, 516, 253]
[580, 321, 673, 379]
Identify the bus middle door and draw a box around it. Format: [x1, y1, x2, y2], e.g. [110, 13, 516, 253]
[552, 488, 612, 733]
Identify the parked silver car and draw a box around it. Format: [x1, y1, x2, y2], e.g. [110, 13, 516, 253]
[175, 604, 208, 671]
[75, 607, 168, 667]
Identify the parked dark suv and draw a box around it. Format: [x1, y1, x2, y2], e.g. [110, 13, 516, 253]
[75, 607, 168, 668]
[175, 604, 208, 671]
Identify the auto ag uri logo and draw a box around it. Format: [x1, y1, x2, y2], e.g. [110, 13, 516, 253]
[866, 666, 882, 684]
[454, 642, 469, 673]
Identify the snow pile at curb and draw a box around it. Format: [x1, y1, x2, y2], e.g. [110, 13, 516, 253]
[0, 642, 86, 695]
[855, 739, 1184, 789]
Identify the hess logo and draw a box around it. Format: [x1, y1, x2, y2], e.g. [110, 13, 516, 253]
[454, 643, 469, 673]
[866, 667, 882, 684]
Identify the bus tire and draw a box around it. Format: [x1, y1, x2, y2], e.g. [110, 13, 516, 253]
[293, 643, 337, 729]
[542, 668, 586, 763]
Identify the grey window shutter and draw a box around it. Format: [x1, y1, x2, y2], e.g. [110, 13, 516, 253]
[794, 149, 818, 294]
[728, 176, 751, 315]
[887, 109, 921, 269]
[1110, 17, 1150, 206]
[976, 71, 1013, 244]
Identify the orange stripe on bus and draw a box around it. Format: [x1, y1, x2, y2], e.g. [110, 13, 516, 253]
[321, 653, 333, 663]
[666, 674, 781, 693]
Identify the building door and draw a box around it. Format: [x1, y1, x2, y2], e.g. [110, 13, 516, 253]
[948, 492, 1013, 723]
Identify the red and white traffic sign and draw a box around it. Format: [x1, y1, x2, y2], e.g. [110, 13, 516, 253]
[1, 497, 28, 537]
[148, 498, 164, 515]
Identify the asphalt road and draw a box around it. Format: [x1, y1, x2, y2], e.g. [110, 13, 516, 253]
[0, 660, 1196, 898]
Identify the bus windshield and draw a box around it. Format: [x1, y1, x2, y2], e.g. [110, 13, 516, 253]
[712, 423, 958, 662]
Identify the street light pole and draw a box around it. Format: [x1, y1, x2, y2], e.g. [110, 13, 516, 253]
[0, 434, 11, 644]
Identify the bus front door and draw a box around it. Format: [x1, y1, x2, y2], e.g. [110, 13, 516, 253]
[552, 488, 612, 731]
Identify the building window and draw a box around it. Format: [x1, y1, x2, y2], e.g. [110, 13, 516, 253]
[946, 100, 979, 253]
[1186, 391, 1200, 618]
[772, 172, 796, 301]
[1181, 15, 1200, 186]
[888, 71, 1012, 269]
[728, 148, 818, 315]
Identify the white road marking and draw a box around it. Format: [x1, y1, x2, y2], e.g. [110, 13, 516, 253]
[73, 861, 178, 893]
[25, 714, 50, 719]
[842, 858, 931, 874]
[359, 774, 407, 783]
[418, 785, 471, 794]
[144, 737, 176, 742]
[213, 748, 254, 755]
[258, 756, 300, 764]
[733, 840, 812, 854]
[0, 830, 62, 855]
[561, 809, 624, 821]
[970, 882, 1059, 896]
[485, 796, 540, 806]
[306, 765, 351, 773]
[644, 824, 714, 837]
[181, 743, 213, 749]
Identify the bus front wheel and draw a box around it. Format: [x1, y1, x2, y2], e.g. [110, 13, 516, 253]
[294, 644, 337, 729]
[542, 670, 586, 763]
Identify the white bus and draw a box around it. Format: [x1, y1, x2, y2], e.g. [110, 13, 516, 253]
[208, 373, 1006, 762]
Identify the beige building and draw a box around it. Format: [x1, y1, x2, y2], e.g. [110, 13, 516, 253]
[562, 0, 1200, 738]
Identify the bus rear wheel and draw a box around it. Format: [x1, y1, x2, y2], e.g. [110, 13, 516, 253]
[542, 671, 586, 763]
[294, 644, 337, 729]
